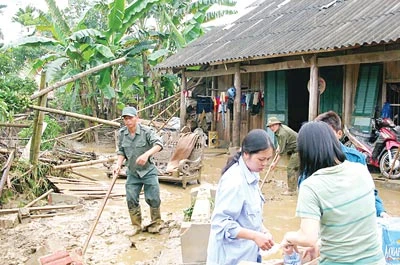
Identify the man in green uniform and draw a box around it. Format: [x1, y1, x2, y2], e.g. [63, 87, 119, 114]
[267, 117, 299, 196]
[114, 106, 164, 235]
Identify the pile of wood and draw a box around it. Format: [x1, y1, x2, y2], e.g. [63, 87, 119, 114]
[47, 175, 124, 199]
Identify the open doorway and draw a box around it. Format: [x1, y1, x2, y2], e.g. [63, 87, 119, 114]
[386, 83, 400, 125]
[287, 69, 309, 132]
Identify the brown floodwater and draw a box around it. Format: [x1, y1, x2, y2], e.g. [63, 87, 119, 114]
[74, 144, 400, 264]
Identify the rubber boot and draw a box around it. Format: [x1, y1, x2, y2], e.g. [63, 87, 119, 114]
[282, 175, 297, 196]
[147, 207, 163, 233]
[128, 207, 142, 235]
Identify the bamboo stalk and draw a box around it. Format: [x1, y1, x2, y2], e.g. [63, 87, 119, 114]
[24, 189, 54, 208]
[30, 212, 69, 219]
[30, 71, 47, 171]
[156, 108, 180, 133]
[30, 57, 127, 100]
[70, 170, 98, 182]
[0, 122, 30, 128]
[139, 93, 179, 112]
[149, 97, 180, 127]
[0, 204, 79, 215]
[52, 156, 117, 170]
[29, 105, 120, 127]
[41, 92, 180, 144]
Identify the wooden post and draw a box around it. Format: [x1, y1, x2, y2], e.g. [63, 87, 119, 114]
[211, 74, 216, 131]
[180, 70, 187, 130]
[232, 63, 241, 148]
[308, 56, 319, 121]
[344, 65, 354, 126]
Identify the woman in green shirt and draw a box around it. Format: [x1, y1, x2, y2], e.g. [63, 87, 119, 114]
[282, 121, 384, 265]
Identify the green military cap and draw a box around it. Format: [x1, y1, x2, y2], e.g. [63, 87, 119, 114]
[266, 117, 282, 127]
[121, 106, 137, 117]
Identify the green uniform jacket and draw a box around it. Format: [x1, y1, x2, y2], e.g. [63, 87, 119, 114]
[275, 124, 297, 155]
[117, 124, 163, 178]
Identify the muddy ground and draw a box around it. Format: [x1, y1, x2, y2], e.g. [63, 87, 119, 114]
[0, 141, 399, 265]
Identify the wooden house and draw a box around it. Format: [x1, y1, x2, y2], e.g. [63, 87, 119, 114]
[156, 0, 400, 148]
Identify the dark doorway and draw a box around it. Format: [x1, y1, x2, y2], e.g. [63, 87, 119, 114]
[287, 69, 309, 132]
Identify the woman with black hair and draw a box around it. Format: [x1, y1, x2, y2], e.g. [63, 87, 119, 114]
[282, 121, 384, 264]
[206, 129, 275, 265]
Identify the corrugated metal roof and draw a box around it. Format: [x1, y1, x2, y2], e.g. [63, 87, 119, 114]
[156, 0, 400, 70]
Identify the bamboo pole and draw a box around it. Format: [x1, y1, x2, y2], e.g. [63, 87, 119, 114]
[30, 71, 47, 173]
[29, 105, 120, 127]
[82, 172, 119, 255]
[70, 170, 98, 182]
[139, 93, 179, 112]
[0, 123, 30, 128]
[24, 189, 54, 208]
[52, 156, 117, 170]
[0, 204, 79, 215]
[41, 92, 180, 144]
[156, 108, 180, 133]
[30, 57, 127, 100]
[149, 97, 180, 127]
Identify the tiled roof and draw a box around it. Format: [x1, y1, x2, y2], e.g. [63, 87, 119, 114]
[156, 0, 400, 69]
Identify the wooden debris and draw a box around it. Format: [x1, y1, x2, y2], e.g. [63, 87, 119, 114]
[52, 156, 117, 170]
[46, 176, 125, 199]
[0, 204, 80, 215]
[53, 147, 97, 163]
[0, 150, 14, 197]
[70, 170, 98, 181]
[24, 189, 54, 208]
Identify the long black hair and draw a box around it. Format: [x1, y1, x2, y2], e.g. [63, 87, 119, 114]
[298, 121, 346, 179]
[221, 129, 273, 175]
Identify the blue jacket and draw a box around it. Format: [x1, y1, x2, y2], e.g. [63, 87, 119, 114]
[298, 143, 386, 217]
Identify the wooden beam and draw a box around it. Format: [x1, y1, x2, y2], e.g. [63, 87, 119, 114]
[186, 67, 237, 78]
[318, 50, 400, 67]
[308, 56, 319, 121]
[184, 50, 400, 78]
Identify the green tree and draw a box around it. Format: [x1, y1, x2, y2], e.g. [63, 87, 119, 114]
[0, 4, 6, 46]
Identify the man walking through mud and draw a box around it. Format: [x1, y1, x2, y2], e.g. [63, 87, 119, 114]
[114, 106, 164, 235]
[267, 117, 299, 196]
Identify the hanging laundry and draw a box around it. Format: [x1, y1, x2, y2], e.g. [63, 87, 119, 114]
[245, 93, 252, 110]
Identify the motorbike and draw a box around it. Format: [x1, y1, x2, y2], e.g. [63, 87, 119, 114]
[342, 117, 400, 179]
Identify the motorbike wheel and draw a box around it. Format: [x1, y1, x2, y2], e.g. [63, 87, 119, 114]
[379, 148, 400, 179]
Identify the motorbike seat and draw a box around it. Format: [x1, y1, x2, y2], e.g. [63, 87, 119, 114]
[348, 127, 373, 144]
